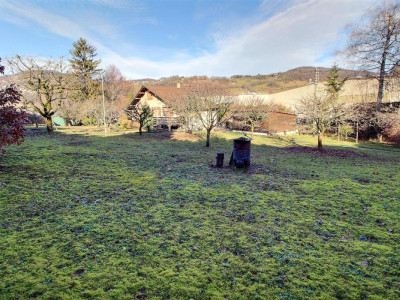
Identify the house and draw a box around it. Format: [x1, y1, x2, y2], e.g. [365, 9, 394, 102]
[126, 84, 186, 130]
[127, 83, 298, 134]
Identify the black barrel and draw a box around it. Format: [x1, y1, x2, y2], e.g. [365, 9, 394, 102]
[233, 137, 251, 168]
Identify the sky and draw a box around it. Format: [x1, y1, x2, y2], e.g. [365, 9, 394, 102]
[0, 0, 378, 79]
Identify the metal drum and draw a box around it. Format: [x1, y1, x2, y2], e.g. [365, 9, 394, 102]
[232, 137, 251, 168]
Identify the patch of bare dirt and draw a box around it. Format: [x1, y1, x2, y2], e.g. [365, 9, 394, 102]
[283, 146, 368, 158]
[171, 132, 201, 141]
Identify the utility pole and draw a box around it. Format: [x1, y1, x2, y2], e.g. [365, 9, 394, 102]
[94, 69, 107, 137]
[314, 67, 319, 99]
[100, 71, 107, 137]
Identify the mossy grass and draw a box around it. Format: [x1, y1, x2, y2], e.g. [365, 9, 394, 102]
[1, 127, 399, 299]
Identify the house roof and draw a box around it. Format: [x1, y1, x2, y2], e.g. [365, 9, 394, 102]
[127, 85, 188, 109]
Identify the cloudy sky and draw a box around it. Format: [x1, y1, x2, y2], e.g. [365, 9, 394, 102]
[0, 0, 377, 79]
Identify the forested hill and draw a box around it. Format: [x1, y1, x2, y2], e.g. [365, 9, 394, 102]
[1, 66, 370, 96]
[130, 67, 371, 94]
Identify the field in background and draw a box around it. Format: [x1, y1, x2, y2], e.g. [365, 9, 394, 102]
[1, 127, 399, 299]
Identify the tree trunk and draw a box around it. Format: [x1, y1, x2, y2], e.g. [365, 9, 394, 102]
[378, 133, 383, 143]
[206, 129, 211, 147]
[251, 123, 255, 136]
[377, 69, 386, 111]
[139, 125, 143, 136]
[317, 134, 323, 151]
[337, 122, 341, 141]
[46, 117, 54, 133]
[377, 24, 391, 110]
[356, 121, 359, 144]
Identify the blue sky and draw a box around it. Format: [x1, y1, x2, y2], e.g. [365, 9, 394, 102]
[0, 0, 377, 79]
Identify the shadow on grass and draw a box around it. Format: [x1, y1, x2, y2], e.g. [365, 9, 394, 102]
[1, 127, 400, 299]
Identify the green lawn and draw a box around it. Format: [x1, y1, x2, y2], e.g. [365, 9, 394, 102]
[1, 127, 399, 299]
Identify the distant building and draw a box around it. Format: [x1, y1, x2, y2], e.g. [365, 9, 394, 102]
[126, 84, 299, 133]
[126, 84, 186, 130]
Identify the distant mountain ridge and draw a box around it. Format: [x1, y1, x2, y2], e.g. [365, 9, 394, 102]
[129, 66, 372, 94]
[1, 66, 372, 95]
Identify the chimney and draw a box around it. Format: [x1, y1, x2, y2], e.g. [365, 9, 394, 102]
[176, 81, 181, 89]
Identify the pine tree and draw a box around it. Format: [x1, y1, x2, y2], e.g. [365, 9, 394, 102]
[325, 64, 347, 100]
[325, 64, 348, 141]
[69, 38, 101, 79]
[69, 38, 101, 102]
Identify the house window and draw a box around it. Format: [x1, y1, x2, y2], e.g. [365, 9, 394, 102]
[162, 108, 169, 117]
[153, 108, 161, 117]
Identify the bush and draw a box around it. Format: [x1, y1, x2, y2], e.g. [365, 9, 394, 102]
[118, 115, 138, 129]
[340, 123, 354, 139]
[0, 58, 27, 153]
[382, 114, 400, 144]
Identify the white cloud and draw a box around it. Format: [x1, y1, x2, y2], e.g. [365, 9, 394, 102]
[0, 0, 377, 79]
[0, 0, 85, 39]
[101, 0, 376, 78]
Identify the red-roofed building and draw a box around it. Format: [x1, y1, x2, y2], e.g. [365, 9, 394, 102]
[126, 84, 187, 129]
[127, 84, 298, 134]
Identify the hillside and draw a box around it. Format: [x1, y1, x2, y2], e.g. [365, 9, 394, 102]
[130, 67, 371, 94]
[1, 66, 370, 98]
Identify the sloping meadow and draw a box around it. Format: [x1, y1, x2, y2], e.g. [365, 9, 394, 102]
[0, 128, 399, 299]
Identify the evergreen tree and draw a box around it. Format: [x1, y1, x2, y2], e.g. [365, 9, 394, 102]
[69, 38, 101, 79]
[325, 64, 348, 141]
[325, 64, 347, 100]
[69, 38, 101, 102]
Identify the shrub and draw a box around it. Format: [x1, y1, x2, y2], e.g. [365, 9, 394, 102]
[118, 115, 138, 129]
[382, 114, 400, 144]
[0, 58, 27, 153]
[340, 123, 354, 139]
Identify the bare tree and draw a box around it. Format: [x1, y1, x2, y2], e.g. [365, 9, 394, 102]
[8, 56, 69, 132]
[170, 90, 197, 133]
[342, 0, 400, 108]
[103, 65, 126, 125]
[185, 82, 234, 147]
[296, 94, 344, 151]
[234, 96, 270, 135]
[347, 103, 368, 143]
[127, 102, 153, 135]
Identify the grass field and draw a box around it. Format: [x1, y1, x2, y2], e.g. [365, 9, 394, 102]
[1, 127, 399, 299]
